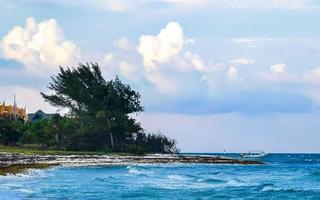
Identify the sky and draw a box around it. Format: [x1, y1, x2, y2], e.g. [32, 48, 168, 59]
[1, 0, 320, 153]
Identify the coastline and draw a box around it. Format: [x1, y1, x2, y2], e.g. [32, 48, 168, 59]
[0, 153, 263, 175]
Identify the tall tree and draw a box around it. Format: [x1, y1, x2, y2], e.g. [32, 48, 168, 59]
[41, 63, 143, 149]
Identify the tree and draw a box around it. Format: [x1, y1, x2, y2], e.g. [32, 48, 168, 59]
[41, 63, 143, 150]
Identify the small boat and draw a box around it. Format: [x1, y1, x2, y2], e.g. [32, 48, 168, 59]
[240, 151, 267, 159]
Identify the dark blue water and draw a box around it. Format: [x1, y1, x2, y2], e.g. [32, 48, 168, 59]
[1, 154, 320, 199]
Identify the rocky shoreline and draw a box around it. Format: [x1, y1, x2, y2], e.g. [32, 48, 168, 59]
[0, 153, 263, 169]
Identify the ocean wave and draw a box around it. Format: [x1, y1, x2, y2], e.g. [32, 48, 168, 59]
[0, 168, 53, 181]
[261, 186, 296, 192]
[226, 178, 246, 187]
[167, 175, 192, 181]
[195, 171, 223, 176]
[127, 166, 154, 175]
[1, 183, 24, 189]
[15, 188, 35, 194]
[260, 185, 313, 193]
[154, 181, 217, 190]
[198, 178, 227, 184]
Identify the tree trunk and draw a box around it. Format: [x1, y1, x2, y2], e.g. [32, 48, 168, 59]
[107, 119, 114, 149]
[109, 132, 114, 149]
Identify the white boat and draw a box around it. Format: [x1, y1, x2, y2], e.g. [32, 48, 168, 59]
[240, 151, 267, 159]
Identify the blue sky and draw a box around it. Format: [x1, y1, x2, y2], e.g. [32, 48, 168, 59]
[1, 0, 320, 152]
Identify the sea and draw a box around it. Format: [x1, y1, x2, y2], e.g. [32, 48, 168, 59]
[1, 153, 320, 199]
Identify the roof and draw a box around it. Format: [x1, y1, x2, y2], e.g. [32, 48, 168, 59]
[27, 110, 54, 122]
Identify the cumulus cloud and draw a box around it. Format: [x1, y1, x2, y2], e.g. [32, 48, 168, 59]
[0, 17, 79, 75]
[229, 58, 255, 65]
[136, 21, 250, 95]
[270, 63, 287, 74]
[137, 21, 184, 71]
[136, 21, 191, 95]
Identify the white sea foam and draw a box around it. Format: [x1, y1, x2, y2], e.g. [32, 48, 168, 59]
[167, 175, 191, 181]
[15, 188, 35, 194]
[127, 166, 154, 175]
[226, 179, 246, 187]
[154, 180, 220, 190]
[1, 183, 23, 188]
[261, 185, 279, 192]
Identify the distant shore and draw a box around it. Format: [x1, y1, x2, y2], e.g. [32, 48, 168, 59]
[0, 153, 263, 175]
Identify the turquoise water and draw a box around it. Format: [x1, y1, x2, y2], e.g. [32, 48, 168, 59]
[1, 154, 320, 199]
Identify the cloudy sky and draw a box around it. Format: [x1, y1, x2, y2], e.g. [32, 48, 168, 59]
[1, 0, 320, 153]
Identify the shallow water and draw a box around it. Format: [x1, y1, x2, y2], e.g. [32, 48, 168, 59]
[1, 154, 320, 199]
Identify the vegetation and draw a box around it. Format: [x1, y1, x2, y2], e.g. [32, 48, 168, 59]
[0, 63, 179, 154]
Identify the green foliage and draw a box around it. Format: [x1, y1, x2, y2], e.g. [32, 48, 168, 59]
[0, 63, 178, 154]
[40, 63, 143, 117]
[135, 132, 179, 154]
[0, 118, 23, 146]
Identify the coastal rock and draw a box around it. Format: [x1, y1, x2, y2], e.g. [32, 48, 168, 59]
[0, 153, 263, 168]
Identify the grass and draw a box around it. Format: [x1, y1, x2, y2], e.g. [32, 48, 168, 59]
[0, 164, 54, 176]
[0, 145, 130, 156]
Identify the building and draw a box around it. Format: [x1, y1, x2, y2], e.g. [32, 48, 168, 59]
[0, 101, 28, 121]
[28, 110, 54, 123]
[0, 96, 54, 123]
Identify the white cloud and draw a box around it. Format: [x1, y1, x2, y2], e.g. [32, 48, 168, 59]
[115, 37, 133, 51]
[229, 58, 255, 65]
[137, 21, 184, 71]
[0, 17, 79, 75]
[136, 21, 189, 95]
[270, 63, 287, 74]
[185, 51, 207, 73]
